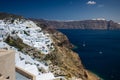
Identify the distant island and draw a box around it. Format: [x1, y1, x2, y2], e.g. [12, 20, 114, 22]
[30, 18, 120, 30]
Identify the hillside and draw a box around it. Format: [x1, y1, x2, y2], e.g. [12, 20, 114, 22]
[0, 13, 101, 80]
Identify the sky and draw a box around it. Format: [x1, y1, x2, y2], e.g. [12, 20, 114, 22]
[0, 0, 120, 22]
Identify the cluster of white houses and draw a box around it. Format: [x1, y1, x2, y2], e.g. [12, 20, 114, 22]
[0, 19, 61, 80]
[0, 19, 54, 54]
[0, 19, 83, 80]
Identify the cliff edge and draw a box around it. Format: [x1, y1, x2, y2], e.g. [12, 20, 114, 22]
[36, 22, 101, 80]
[0, 13, 101, 80]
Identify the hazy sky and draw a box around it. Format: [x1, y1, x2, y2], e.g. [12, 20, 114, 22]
[0, 0, 120, 22]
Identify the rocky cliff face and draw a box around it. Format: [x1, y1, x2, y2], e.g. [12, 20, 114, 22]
[31, 19, 120, 30]
[33, 21, 101, 80]
[43, 28, 100, 80]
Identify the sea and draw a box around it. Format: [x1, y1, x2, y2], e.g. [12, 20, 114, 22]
[58, 29, 120, 80]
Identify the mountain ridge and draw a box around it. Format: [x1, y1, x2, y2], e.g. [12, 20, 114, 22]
[30, 18, 120, 30]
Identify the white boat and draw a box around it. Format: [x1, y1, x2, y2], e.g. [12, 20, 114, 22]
[99, 51, 103, 54]
[82, 42, 86, 47]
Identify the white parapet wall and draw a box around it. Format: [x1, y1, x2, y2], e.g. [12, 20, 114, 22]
[0, 50, 15, 80]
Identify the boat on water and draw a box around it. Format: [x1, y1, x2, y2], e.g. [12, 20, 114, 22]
[99, 51, 103, 54]
[82, 42, 86, 47]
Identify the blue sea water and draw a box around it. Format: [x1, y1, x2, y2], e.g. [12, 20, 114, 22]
[58, 29, 120, 80]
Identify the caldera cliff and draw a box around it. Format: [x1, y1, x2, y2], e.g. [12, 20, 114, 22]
[0, 13, 101, 80]
[31, 18, 120, 30]
[34, 21, 101, 80]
